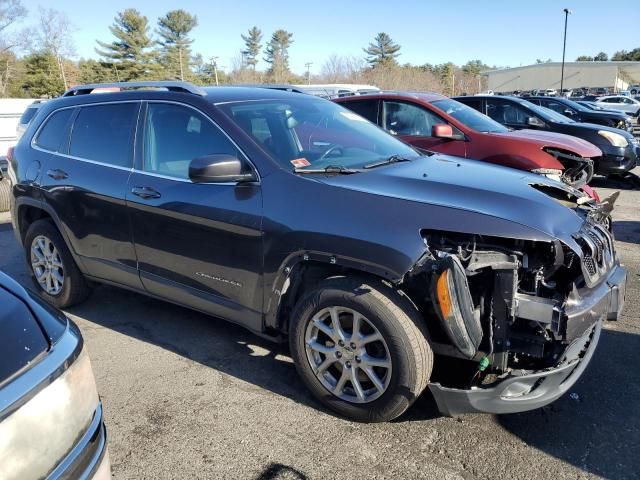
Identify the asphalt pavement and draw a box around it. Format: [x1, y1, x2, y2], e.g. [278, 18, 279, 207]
[1, 171, 639, 480]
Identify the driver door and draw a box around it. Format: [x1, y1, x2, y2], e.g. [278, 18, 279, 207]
[486, 99, 542, 130]
[126, 101, 264, 330]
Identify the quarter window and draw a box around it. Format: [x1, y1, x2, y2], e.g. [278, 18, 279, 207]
[382, 101, 444, 137]
[34, 108, 74, 152]
[143, 103, 241, 179]
[69, 103, 138, 167]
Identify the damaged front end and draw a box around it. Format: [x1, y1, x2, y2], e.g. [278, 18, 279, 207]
[543, 148, 594, 188]
[402, 223, 626, 416]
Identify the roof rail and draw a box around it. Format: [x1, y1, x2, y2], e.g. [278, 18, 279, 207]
[62, 81, 207, 97]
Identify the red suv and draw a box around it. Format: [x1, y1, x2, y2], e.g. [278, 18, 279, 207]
[335, 92, 601, 190]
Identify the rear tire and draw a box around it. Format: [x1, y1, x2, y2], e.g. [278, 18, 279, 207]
[24, 219, 91, 308]
[289, 276, 433, 422]
[0, 178, 9, 213]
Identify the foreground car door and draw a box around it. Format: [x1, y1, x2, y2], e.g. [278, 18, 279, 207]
[126, 101, 264, 331]
[38, 102, 142, 289]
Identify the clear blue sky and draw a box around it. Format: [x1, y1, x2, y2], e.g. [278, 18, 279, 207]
[19, 0, 640, 74]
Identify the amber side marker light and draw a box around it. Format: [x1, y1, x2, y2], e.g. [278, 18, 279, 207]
[431, 256, 483, 359]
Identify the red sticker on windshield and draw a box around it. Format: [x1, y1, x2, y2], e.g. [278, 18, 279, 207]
[291, 158, 311, 167]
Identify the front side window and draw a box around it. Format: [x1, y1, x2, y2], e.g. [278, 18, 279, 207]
[382, 101, 443, 137]
[143, 102, 241, 179]
[544, 101, 574, 115]
[486, 100, 531, 126]
[69, 103, 138, 167]
[34, 108, 74, 152]
[431, 98, 507, 133]
[217, 98, 420, 171]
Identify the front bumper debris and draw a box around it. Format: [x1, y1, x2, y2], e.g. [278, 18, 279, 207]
[429, 263, 627, 416]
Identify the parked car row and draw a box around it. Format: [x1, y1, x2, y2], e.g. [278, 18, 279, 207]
[3, 81, 627, 427]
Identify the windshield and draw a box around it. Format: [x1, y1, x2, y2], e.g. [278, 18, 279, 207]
[218, 98, 421, 171]
[524, 100, 575, 123]
[561, 98, 590, 112]
[431, 98, 508, 133]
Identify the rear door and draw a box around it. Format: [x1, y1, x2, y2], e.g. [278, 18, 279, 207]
[381, 100, 466, 156]
[38, 101, 142, 289]
[126, 101, 263, 331]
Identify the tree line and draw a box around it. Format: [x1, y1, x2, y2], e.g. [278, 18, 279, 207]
[0, 1, 637, 99]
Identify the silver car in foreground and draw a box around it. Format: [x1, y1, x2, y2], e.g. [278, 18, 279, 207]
[0, 271, 110, 479]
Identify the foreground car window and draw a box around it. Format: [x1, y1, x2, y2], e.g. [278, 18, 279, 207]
[34, 108, 74, 152]
[70, 103, 138, 167]
[219, 98, 419, 170]
[431, 99, 507, 133]
[143, 103, 240, 179]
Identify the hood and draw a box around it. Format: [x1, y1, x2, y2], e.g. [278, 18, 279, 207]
[493, 129, 602, 157]
[560, 121, 635, 140]
[316, 155, 585, 249]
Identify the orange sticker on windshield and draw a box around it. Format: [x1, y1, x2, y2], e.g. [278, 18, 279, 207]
[291, 158, 311, 167]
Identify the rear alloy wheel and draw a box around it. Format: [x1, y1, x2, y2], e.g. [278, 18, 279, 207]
[290, 277, 433, 422]
[24, 219, 90, 308]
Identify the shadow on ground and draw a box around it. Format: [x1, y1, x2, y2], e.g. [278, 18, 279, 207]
[498, 329, 640, 479]
[612, 220, 640, 244]
[590, 173, 640, 191]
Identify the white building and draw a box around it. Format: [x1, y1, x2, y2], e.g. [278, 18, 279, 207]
[483, 61, 640, 92]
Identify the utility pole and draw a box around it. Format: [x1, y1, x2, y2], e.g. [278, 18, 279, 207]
[211, 56, 219, 86]
[560, 8, 572, 95]
[305, 62, 313, 85]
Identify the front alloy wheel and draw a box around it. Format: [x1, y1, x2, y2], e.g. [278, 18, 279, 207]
[290, 276, 433, 422]
[304, 306, 392, 403]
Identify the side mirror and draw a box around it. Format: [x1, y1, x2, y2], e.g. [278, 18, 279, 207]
[563, 109, 574, 116]
[189, 154, 256, 184]
[527, 116, 545, 128]
[432, 124, 454, 139]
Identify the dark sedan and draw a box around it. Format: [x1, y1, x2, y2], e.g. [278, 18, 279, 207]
[0, 271, 110, 479]
[524, 96, 634, 133]
[455, 95, 638, 176]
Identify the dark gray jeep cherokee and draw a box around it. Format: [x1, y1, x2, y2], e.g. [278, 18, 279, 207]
[8, 81, 627, 422]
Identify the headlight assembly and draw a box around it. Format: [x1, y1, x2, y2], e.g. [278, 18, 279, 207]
[598, 130, 629, 148]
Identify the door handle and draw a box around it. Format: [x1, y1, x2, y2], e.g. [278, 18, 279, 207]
[47, 169, 68, 180]
[131, 186, 161, 199]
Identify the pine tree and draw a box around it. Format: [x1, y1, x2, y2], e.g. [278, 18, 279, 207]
[21, 52, 64, 97]
[241, 26, 262, 70]
[157, 9, 197, 81]
[264, 29, 293, 82]
[363, 33, 401, 67]
[95, 9, 157, 81]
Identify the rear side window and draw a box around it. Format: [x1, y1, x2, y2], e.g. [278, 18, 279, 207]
[341, 100, 378, 123]
[19, 106, 39, 125]
[34, 108, 73, 152]
[69, 103, 138, 167]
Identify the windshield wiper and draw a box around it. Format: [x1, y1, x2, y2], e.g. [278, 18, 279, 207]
[363, 154, 413, 169]
[294, 165, 359, 175]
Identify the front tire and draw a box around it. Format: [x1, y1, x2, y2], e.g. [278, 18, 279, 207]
[289, 276, 433, 422]
[24, 219, 90, 308]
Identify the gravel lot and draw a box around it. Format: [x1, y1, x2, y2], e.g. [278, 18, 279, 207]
[1, 172, 639, 480]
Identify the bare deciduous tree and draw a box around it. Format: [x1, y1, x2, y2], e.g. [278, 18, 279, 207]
[34, 7, 76, 89]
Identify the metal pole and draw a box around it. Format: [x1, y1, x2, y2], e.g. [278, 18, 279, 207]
[305, 62, 313, 85]
[560, 8, 572, 95]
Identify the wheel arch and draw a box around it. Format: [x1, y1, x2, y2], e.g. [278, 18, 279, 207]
[265, 253, 413, 336]
[15, 197, 86, 273]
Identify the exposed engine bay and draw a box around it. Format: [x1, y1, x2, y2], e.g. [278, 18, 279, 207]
[401, 219, 620, 394]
